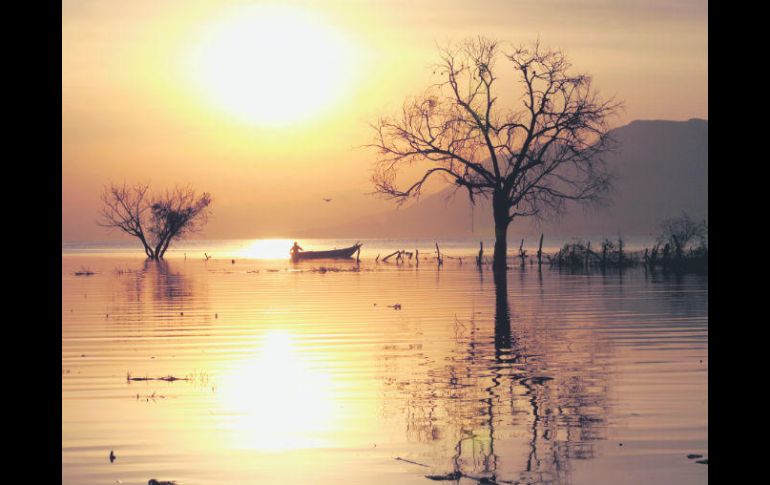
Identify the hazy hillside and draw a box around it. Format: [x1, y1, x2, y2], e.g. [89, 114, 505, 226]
[312, 119, 708, 239]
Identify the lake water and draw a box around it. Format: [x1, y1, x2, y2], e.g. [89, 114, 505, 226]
[62, 240, 708, 485]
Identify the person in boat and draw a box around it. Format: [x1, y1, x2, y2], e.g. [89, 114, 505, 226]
[290, 241, 303, 258]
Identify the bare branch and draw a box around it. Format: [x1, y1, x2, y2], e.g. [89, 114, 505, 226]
[369, 37, 621, 223]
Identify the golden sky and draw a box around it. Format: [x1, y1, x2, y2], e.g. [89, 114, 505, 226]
[62, 0, 708, 241]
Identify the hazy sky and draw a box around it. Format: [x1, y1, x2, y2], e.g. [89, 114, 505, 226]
[62, 0, 708, 241]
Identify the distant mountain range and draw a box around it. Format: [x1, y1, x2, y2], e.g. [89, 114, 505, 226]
[310, 119, 708, 239]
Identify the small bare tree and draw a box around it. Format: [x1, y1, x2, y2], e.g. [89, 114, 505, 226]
[657, 212, 707, 261]
[370, 38, 621, 270]
[99, 182, 212, 260]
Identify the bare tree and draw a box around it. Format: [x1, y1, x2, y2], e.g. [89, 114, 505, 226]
[657, 212, 707, 261]
[99, 182, 212, 260]
[370, 38, 621, 271]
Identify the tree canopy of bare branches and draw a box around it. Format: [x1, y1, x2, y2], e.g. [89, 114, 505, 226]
[369, 38, 621, 270]
[99, 182, 212, 260]
[657, 212, 708, 260]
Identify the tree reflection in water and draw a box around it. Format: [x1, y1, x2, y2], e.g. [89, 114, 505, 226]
[386, 269, 610, 485]
[111, 260, 203, 323]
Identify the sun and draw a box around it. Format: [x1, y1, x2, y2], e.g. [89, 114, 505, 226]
[186, 5, 354, 126]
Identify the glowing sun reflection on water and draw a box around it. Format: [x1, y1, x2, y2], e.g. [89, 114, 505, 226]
[238, 239, 295, 260]
[216, 330, 337, 451]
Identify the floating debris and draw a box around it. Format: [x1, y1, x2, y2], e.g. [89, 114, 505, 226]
[388, 304, 402, 310]
[113, 267, 141, 275]
[425, 472, 462, 481]
[126, 372, 189, 382]
[148, 480, 177, 485]
[136, 391, 166, 401]
[160, 376, 187, 382]
[74, 267, 95, 276]
[395, 457, 429, 467]
[688, 453, 707, 464]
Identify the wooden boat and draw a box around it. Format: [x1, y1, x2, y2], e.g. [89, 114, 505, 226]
[291, 242, 362, 261]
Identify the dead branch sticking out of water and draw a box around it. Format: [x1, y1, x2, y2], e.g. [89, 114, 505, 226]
[537, 234, 544, 267]
[382, 250, 415, 264]
[382, 250, 400, 262]
[435, 242, 443, 266]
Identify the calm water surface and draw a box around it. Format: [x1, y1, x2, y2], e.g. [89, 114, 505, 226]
[62, 243, 707, 485]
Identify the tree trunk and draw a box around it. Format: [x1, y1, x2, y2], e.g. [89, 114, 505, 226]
[492, 192, 510, 273]
[493, 267, 511, 350]
[138, 234, 155, 260]
[159, 235, 174, 259]
[154, 239, 165, 260]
